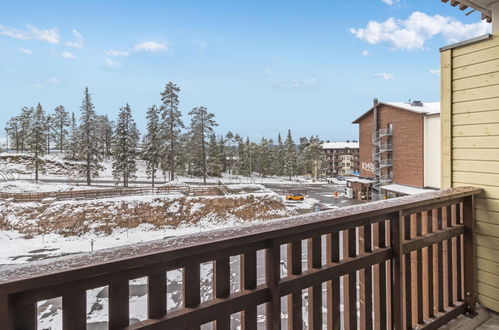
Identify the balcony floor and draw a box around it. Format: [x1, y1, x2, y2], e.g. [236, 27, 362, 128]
[440, 306, 499, 330]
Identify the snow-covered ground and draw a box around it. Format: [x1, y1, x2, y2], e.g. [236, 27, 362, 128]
[0, 152, 324, 186]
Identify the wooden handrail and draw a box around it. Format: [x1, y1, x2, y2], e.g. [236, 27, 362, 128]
[0, 186, 482, 329]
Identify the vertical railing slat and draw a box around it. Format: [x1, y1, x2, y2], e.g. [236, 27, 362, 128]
[463, 196, 477, 315]
[378, 220, 387, 330]
[392, 212, 404, 330]
[266, 240, 281, 330]
[437, 208, 445, 313]
[447, 205, 454, 307]
[327, 232, 341, 330]
[348, 227, 357, 329]
[288, 241, 303, 330]
[308, 236, 322, 330]
[12, 302, 36, 330]
[404, 215, 412, 328]
[63, 290, 86, 330]
[456, 203, 463, 302]
[364, 223, 373, 330]
[148, 272, 166, 319]
[214, 257, 231, 329]
[427, 210, 435, 319]
[241, 251, 257, 330]
[184, 264, 201, 330]
[109, 280, 129, 329]
[416, 212, 424, 325]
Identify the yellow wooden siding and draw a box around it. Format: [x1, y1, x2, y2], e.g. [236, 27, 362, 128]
[443, 34, 499, 311]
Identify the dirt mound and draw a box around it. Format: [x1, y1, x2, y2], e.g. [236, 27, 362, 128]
[0, 192, 292, 237]
[0, 154, 79, 176]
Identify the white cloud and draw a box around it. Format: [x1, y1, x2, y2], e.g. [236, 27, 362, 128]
[350, 11, 491, 50]
[19, 47, 33, 54]
[107, 41, 168, 56]
[46, 77, 60, 84]
[65, 30, 84, 48]
[374, 72, 395, 80]
[362, 50, 369, 56]
[0, 24, 59, 43]
[430, 69, 440, 75]
[106, 50, 130, 56]
[61, 51, 76, 59]
[381, 0, 398, 5]
[104, 58, 119, 68]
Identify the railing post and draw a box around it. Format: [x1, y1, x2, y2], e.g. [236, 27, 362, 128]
[391, 211, 404, 330]
[463, 195, 477, 316]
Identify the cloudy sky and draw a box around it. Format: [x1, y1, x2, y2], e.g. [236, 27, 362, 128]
[0, 0, 491, 142]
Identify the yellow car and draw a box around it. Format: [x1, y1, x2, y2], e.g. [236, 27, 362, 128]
[286, 193, 305, 201]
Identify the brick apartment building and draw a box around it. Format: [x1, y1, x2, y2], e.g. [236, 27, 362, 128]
[350, 99, 440, 200]
[322, 141, 359, 177]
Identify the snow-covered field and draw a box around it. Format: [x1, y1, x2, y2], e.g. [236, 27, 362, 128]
[0, 152, 325, 186]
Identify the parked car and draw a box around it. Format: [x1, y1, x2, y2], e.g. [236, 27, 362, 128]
[286, 193, 305, 201]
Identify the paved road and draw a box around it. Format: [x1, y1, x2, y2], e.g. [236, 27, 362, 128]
[262, 182, 365, 212]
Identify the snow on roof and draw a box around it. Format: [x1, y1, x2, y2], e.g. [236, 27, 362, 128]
[346, 177, 375, 184]
[322, 141, 359, 149]
[385, 102, 440, 115]
[380, 184, 435, 195]
[352, 101, 440, 123]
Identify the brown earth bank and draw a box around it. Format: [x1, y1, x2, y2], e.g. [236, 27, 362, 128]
[0, 192, 292, 238]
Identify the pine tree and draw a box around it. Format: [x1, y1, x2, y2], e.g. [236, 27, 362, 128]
[19, 106, 34, 152]
[6, 117, 20, 153]
[284, 129, 297, 180]
[27, 103, 46, 181]
[143, 105, 162, 187]
[66, 112, 79, 160]
[207, 134, 223, 177]
[78, 87, 102, 185]
[96, 115, 113, 160]
[52, 105, 70, 152]
[276, 133, 285, 176]
[188, 106, 218, 184]
[160, 82, 184, 181]
[45, 114, 53, 154]
[112, 104, 139, 187]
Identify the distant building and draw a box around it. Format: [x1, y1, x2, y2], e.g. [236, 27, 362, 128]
[322, 141, 359, 177]
[351, 99, 440, 200]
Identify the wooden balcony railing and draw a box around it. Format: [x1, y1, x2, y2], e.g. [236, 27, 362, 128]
[0, 186, 481, 329]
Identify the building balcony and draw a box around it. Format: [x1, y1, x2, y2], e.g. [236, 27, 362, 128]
[0, 187, 482, 330]
[372, 127, 393, 144]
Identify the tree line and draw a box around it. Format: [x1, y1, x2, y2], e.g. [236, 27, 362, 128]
[5, 83, 324, 186]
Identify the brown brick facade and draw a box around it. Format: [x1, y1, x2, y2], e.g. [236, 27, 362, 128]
[357, 104, 425, 187]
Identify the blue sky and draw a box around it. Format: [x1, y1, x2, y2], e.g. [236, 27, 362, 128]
[0, 0, 491, 142]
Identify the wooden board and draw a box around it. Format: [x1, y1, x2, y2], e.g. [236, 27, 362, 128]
[453, 84, 499, 103]
[453, 110, 499, 125]
[452, 136, 499, 149]
[452, 35, 499, 57]
[453, 71, 499, 91]
[453, 97, 499, 114]
[453, 58, 499, 80]
[453, 45, 499, 68]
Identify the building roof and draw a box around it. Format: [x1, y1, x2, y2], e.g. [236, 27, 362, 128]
[322, 141, 359, 149]
[380, 184, 435, 196]
[352, 101, 440, 124]
[346, 177, 375, 184]
[441, 0, 496, 23]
